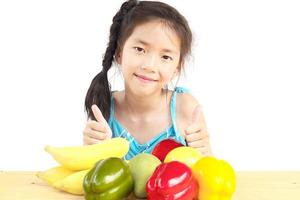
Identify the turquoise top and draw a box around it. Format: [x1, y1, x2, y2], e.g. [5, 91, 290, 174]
[108, 87, 190, 160]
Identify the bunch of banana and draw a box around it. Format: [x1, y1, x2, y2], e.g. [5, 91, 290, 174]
[37, 166, 74, 185]
[37, 166, 88, 195]
[37, 137, 129, 195]
[45, 137, 129, 170]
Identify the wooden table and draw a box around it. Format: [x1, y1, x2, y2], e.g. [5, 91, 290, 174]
[1, 171, 300, 199]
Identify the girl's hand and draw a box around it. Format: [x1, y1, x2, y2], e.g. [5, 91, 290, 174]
[83, 104, 112, 145]
[185, 105, 213, 156]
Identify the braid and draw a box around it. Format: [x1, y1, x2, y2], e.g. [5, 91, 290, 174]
[85, 0, 138, 121]
[102, 0, 138, 72]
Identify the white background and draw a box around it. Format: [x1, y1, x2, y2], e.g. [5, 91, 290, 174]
[0, 0, 299, 171]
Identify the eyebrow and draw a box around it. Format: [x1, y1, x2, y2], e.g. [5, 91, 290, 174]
[133, 39, 179, 55]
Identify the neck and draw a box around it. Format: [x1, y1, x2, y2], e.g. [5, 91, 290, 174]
[122, 88, 168, 120]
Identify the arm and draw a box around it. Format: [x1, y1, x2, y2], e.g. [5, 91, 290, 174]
[177, 93, 213, 156]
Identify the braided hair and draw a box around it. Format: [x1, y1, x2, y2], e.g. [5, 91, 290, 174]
[85, 0, 138, 121]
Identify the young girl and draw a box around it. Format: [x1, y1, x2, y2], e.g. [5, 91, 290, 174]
[83, 0, 212, 159]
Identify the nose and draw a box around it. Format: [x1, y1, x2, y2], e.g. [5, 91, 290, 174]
[140, 54, 158, 71]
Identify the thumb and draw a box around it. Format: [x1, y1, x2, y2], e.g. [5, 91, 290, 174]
[191, 104, 202, 124]
[91, 104, 112, 138]
[91, 104, 107, 123]
[185, 104, 202, 136]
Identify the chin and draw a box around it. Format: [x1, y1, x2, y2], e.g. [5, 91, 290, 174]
[127, 85, 160, 97]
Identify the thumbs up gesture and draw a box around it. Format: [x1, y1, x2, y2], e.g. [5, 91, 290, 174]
[83, 104, 113, 145]
[185, 105, 212, 156]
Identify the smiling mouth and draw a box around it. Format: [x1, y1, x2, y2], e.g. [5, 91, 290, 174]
[134, 73, 158, 82]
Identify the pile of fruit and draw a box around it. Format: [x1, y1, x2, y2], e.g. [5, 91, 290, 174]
[38, 137, 236, 200]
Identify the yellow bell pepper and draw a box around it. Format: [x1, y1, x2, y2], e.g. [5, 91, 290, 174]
[192, 156, 236, 200]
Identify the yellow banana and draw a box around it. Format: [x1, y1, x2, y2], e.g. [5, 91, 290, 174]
[53, 169, 90, 195]
[45, 137, 129, 170]
[36, 166, 74, 185]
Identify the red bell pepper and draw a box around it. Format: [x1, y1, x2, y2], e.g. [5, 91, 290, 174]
[152, 139, 183, 162]
[146, 161, 198, 200]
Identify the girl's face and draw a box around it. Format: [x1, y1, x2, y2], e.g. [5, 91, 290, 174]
[117, 20, 181, 96]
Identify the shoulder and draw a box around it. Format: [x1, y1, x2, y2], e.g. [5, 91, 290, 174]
[174, 91, 201, 137]
[111, 90, 124, 102]
[111, 90, 125, 114]
[176, 92, 200, 120]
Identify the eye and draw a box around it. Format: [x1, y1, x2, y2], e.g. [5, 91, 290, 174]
[133, 47, 145, 53]
[162, 55, 173, 61]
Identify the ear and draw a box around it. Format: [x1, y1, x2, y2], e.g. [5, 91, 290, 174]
[115, 48, 122, 65]
[172, 61, 183, 78]
[173, 68, 179, 77]
[115, 52, 122, 65]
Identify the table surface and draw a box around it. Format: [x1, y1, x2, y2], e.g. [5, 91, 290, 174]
[1, 171, 300, 200]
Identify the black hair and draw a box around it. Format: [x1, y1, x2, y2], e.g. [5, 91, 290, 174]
[85, 0, 192, 121]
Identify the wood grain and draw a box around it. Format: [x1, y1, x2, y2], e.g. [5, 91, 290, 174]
[0, 171, 300, 200]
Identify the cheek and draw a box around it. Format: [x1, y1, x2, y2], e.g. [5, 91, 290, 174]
[160, 65, 178, 79]
[121, 52, 141, 71]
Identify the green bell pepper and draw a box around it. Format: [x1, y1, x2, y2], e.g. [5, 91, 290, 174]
[83, 157, 133, 200]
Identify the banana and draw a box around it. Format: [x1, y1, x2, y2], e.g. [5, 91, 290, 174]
[36, 166, 74, 185]
[45, 137, 129, 170]
[53, 169, 90, 195]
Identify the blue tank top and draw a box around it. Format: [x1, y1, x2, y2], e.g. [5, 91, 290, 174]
[108, 87, 190, 160]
